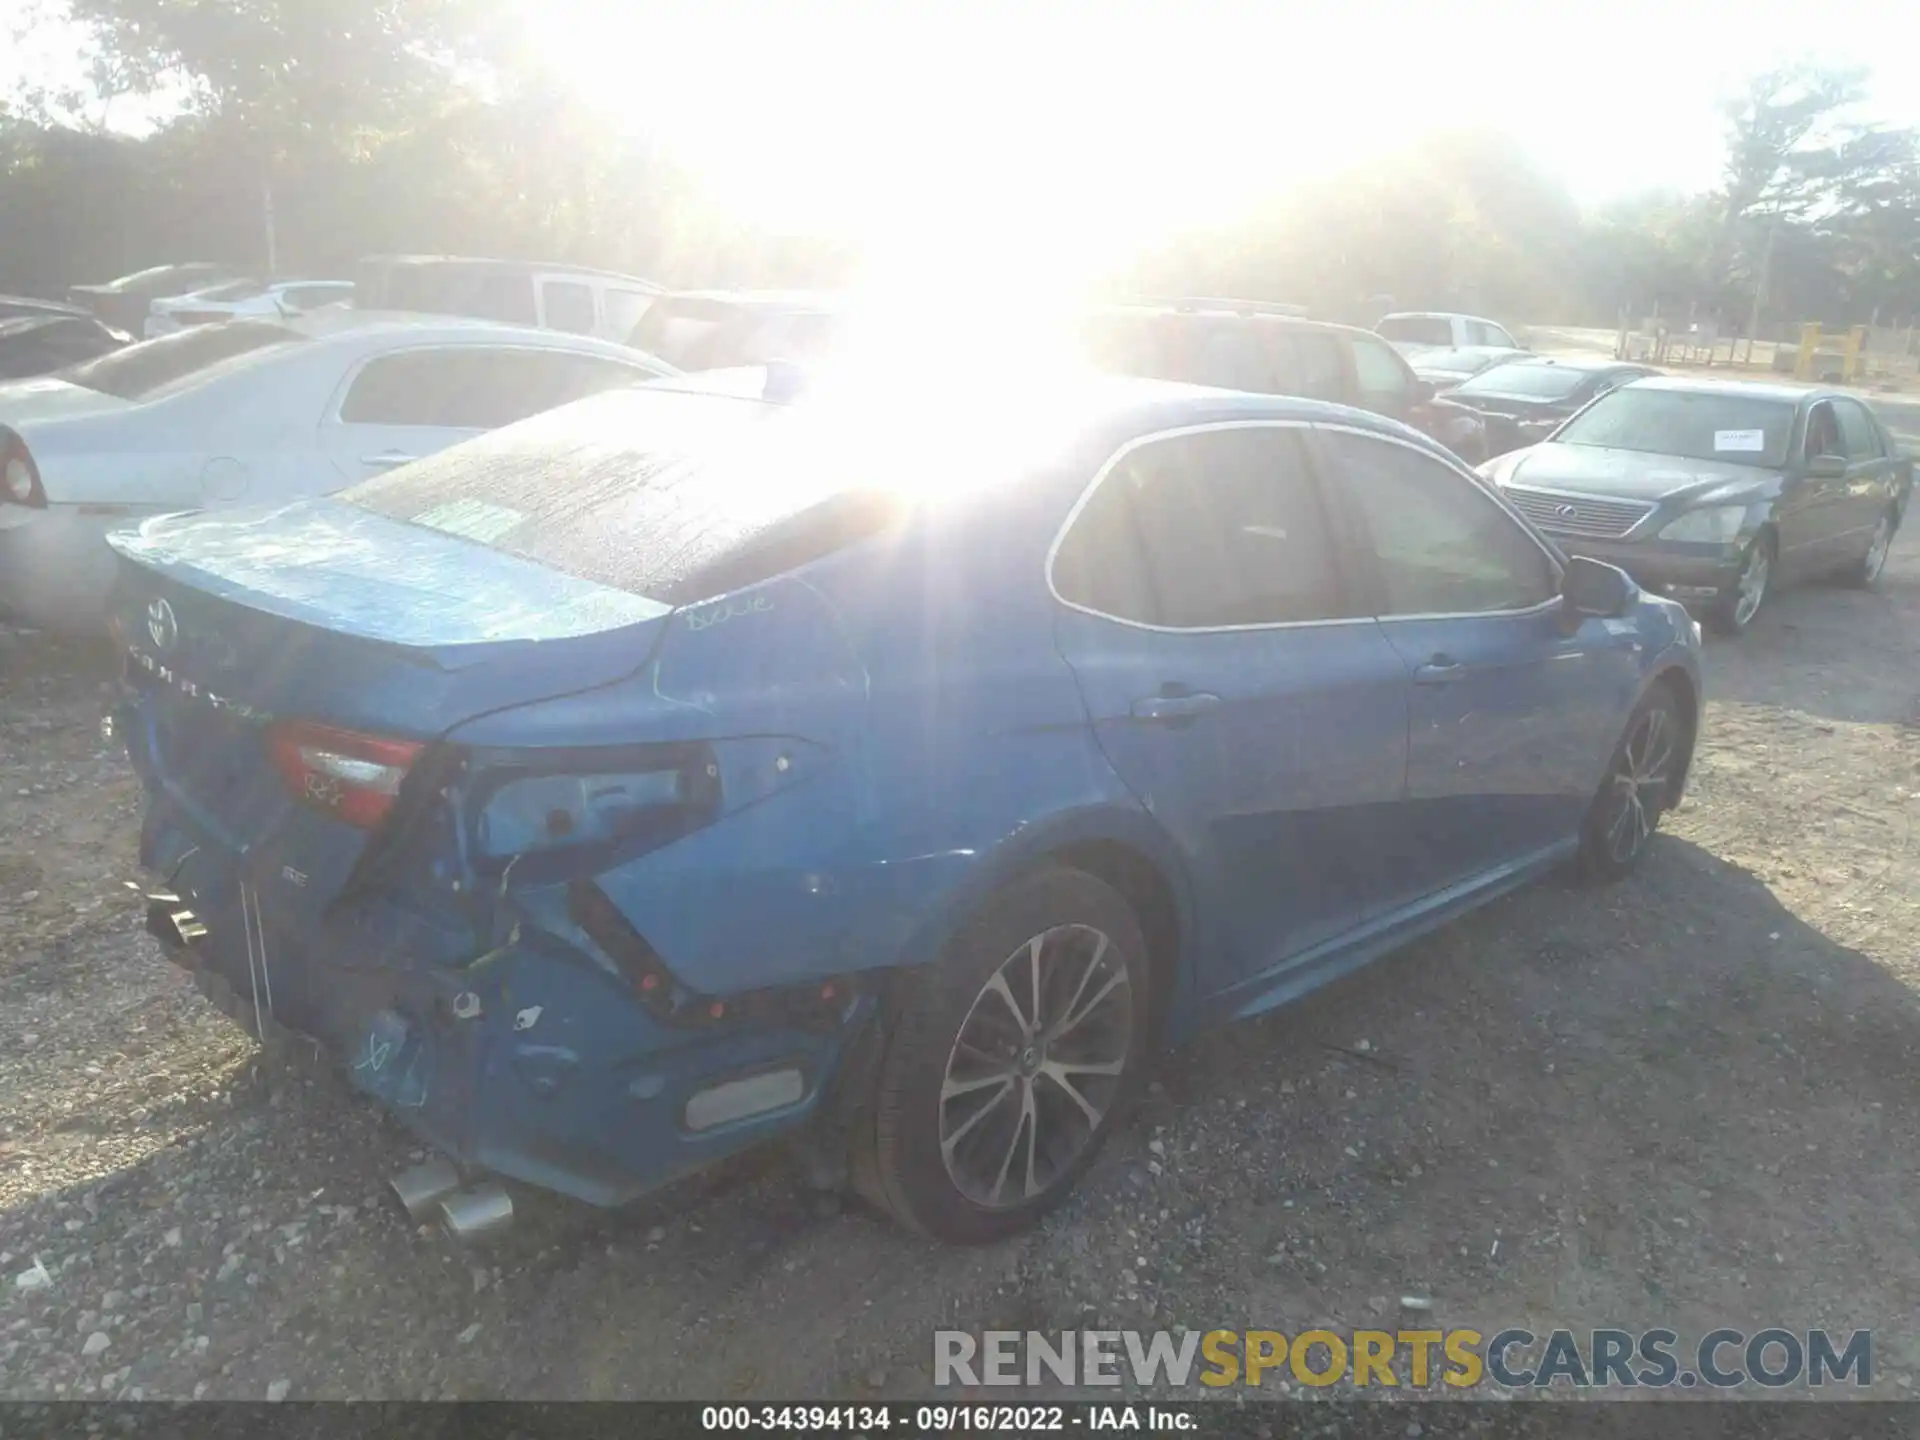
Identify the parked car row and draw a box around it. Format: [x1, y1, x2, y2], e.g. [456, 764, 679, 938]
[1477, 376, 1911, 635]
[0, 312, 674, 629]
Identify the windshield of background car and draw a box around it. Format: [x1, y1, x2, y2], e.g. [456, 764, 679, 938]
[1453, 363, 1591, 402]
[1552, 388, 1795, 468]
[57, 321, 304, 400]
[1377, 316, 1453, 346]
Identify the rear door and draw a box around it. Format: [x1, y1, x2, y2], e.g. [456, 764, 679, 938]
[1050, 422, 1412, 999]
[318, 345, 660, 486]
[1788, 399, 1858, 574]
[1313, 424, 1640, 900]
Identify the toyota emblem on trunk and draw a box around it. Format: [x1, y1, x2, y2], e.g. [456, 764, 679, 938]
[146, 598, 178, 653]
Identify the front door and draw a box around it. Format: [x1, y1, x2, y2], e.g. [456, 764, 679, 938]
[1832, 397, 1899, 557]
[1050, 422, 1412, 997]
[1312, 425, 1642, 901]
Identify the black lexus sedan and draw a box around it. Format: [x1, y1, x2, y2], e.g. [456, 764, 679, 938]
[1448, 357, 1659, 456]
[1478, 377, 1912, 635]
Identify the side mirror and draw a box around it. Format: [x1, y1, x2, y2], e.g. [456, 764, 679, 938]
[1562, 555, 1636, 619]
[1807, 453, 1847, 479]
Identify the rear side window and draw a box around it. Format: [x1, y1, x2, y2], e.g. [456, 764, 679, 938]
[541, 280, 599, 335]
[1054, 426, 1342, 628]
[339, 348, 652, 428]
[58, 321, 302, 400]
[380, 265, 539, 325]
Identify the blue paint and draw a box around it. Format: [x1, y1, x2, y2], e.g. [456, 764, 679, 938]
[112, 378, 1702, 1212]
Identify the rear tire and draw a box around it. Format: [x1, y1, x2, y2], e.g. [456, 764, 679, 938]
[854, 868, 1152, 1243]
[1842, 507, 1897, 588]
[1707, 530, 1774, 636]
[1576, 684, 1688, 883]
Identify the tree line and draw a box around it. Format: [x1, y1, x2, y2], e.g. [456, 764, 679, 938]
[4, 0, 1917, 334]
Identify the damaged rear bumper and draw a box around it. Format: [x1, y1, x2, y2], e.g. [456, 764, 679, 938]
[134, 801, 878, 1211]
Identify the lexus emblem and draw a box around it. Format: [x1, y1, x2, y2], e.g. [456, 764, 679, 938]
[145, 598, 178, 653]
[1555, 503, 1579, 521]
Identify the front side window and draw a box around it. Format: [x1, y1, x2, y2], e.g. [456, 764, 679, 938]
[1268, 331, 1346, 401]
[1351, 337, 1413, 414]
[1834, 399, 1884, 460]
[1805, 402, 1844, 459]
[605, 289, 655, 341]
[1327, 430, 1557, 616]
[1054, 426, 1342, 628]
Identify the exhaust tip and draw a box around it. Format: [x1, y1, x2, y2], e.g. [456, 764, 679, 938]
[438, 1183, 514, 1244]
[390, 1158, 463, 1223]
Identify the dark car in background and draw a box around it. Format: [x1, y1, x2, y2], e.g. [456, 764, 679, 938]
[0, 313, 129, 379]
[1478, 377, 1911, 635]
[68, 262, 236, 334]
[351, 256, 663, 344]
[626, 290, 845, 372]
[1447, 357, 1660, 457]
[1410, 345, 1534, 391]
[1081, 299, 1501, 461]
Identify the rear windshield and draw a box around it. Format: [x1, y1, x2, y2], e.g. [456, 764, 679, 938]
[57, 321, 303, 400]
[1554, 388, 1795, 468]
[1377, 316, 1453, 346]
[628, 298, 752, 370]
[340, 386, 913, 604]
[1453, 363, 1591, 401]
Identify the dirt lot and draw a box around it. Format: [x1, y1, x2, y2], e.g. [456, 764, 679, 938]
[4, 532, 1920, 1405]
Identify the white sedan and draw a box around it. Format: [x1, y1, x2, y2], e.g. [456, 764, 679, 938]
[144, 279, 355, 338]
[0, 311, 675, 632]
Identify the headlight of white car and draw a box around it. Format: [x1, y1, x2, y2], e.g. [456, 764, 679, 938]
[1658, 505, 1748, 543]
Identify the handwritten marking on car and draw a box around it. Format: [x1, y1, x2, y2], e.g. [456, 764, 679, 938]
[280, 866, 308, 888]
[685, 594, 774, 632]
[514, 1005, 544, 1032]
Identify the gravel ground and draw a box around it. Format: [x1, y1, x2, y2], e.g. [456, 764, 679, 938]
[4, 531, 1920, 1404]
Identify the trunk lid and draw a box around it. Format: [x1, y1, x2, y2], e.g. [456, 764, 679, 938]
[111, 500, 672, 911]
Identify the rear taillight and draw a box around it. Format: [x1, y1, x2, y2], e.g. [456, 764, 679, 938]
[1, 429, 43, 507]
[268, 721, 423, 829]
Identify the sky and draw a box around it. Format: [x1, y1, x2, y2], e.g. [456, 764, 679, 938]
[8, 0, 1920, 266]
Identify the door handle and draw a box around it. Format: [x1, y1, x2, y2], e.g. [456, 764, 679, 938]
[360, 451, 418, 468]
[1413, 657, 1467, 685]
[1130, 691, 1222, 723]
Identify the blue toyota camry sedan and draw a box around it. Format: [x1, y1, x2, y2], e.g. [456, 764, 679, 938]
[105, 368, 1702, 1244]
